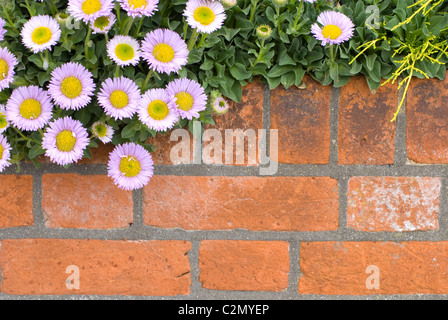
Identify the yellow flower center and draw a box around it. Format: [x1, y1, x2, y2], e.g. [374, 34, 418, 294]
[31, 27, 52, 45]
[94, 124, 107, 137]
[81, 0, 102, 15]
[322, 24, 342, 40]
[0, 144, 3, 160]
[93, 16, 110, 30]
[115, 43, 135, 61]
[119, 156, 141, 177]
[19, 99, 42, 120]
[0, 59, 9, 81]
[0, 112, 7, 129]
[147, 100, 169, 120]
[152, 43, 175, 63]
[175, 92, 194, 111]
[193, 6, 216, 26]
[109, 90, 129, 109]
[56, 130, 77, 152]
[128, 0, 147, 9]
[61, 76, 83, 99]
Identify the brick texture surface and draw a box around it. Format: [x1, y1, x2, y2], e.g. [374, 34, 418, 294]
[270, 75, 331, 164]
[0, 175, 34, 228]
[0, 239, 191, 296]
[143, 175, 339, 231]
[2, 77, 448, 299]
[199, 240, 289, 291]
[338, 77, 397, 165]
[406, 74, 448, 163]
[203, 80, 264, 166]
[42, 174, 133, 229]
[299, 241, 448, 295]
[347, 177, 440, 232]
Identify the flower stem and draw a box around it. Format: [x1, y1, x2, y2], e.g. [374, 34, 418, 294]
[293, 0, 304, 30]
[24, 0, 34, 16]
[249, 0, 259, 23]
[196, 33, 208, 49]
[134, 17, 144, 37]
[142, 70, 153, 91]
[115, 2, 121, 24]
[123, 16, 134, 35]
[14, 127, 37, 143]
[84, 27, 92, 60]
[187, 28, 199, 51]
[114, 65, 120, 77]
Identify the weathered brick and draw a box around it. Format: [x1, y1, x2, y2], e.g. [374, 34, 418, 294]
[299, 241, 448, 295]
[347, 177, 439, 232]
[143, 176, 339, 231]
[0, 239, 191, 296]
[0, 175, 34, 228]
[147, 130, 196, 165]
[270, 76, 331, 164]
[203, 80, 264, 166]
[338, 77, 397, 165]
[406, 73, 448, 163]
[199, 240, 289, 291]
[42, 174, 133, 229]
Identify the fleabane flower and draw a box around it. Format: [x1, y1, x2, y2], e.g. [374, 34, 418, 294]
[212, 96, 230, 114]
[97, 77, 141, 120]
[90, 12, 116, 34]
[0, 17, 6, 42]
[21, 15, 61, 53]
[166, 78, 207, 120]
[311, 11, 354, 46]
[0, 104, 8, 133]
[42, 116, 90, 166]
[0, 135, 11, 172]
[107, 142, 154, 191]
[48, 62, 95, 110]
[184, 0, 226, 34]
[0, 47, 18, 91]
[68, 0, 115, 23]
[118, 0, 159, 18]
[91, 121, 114, 143]
[141, 29, 188, 74]
[6, 86, 53, 131]
[138, 88, 179, 132]
[107, 35, 141, 67]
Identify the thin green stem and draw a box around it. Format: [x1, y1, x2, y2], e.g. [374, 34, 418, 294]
[293, 0, 304, 30]
[196, 33, 208, 49]
[24, 0, 34, 16]
[249, 0, 259, 23]
[85, 27, 92, 60]
[329, 45, 335, 63]
[187, 29, 199, 51]
[3, 8, 14, 26]
[142, 70, 153, 91]
[14, 127, 37, 143]
[104, 33, 109, 43]
[114, 65, 120, 77]
[134, 17, 144, 37]
[115, 2, 121, 24]
[123, 16, 134, 35]
[38, 128, 45, 137]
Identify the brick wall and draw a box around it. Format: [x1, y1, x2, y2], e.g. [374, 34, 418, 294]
[1, 73, 448, 298]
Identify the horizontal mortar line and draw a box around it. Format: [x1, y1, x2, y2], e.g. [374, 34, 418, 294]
[0, 227, 447, 242]
[3, 162, 448, 177]
[2, 292, 448, 300]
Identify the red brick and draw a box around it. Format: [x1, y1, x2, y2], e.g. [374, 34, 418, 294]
[203, 80, 264, 166]
[147, 130, 195, 165]
[199, 240, 289, 291]
[338, 77, 397, 165]
[406, 73, 448, 163]
[299, 241, 448, 295]
[0, 175, 34, 228]
[270, 76, 331, 164]
[347, 177, 439, 232]
[42, 174, 133, 229]
[143, 176, 339, 231]
[0, 239, 191, 296]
